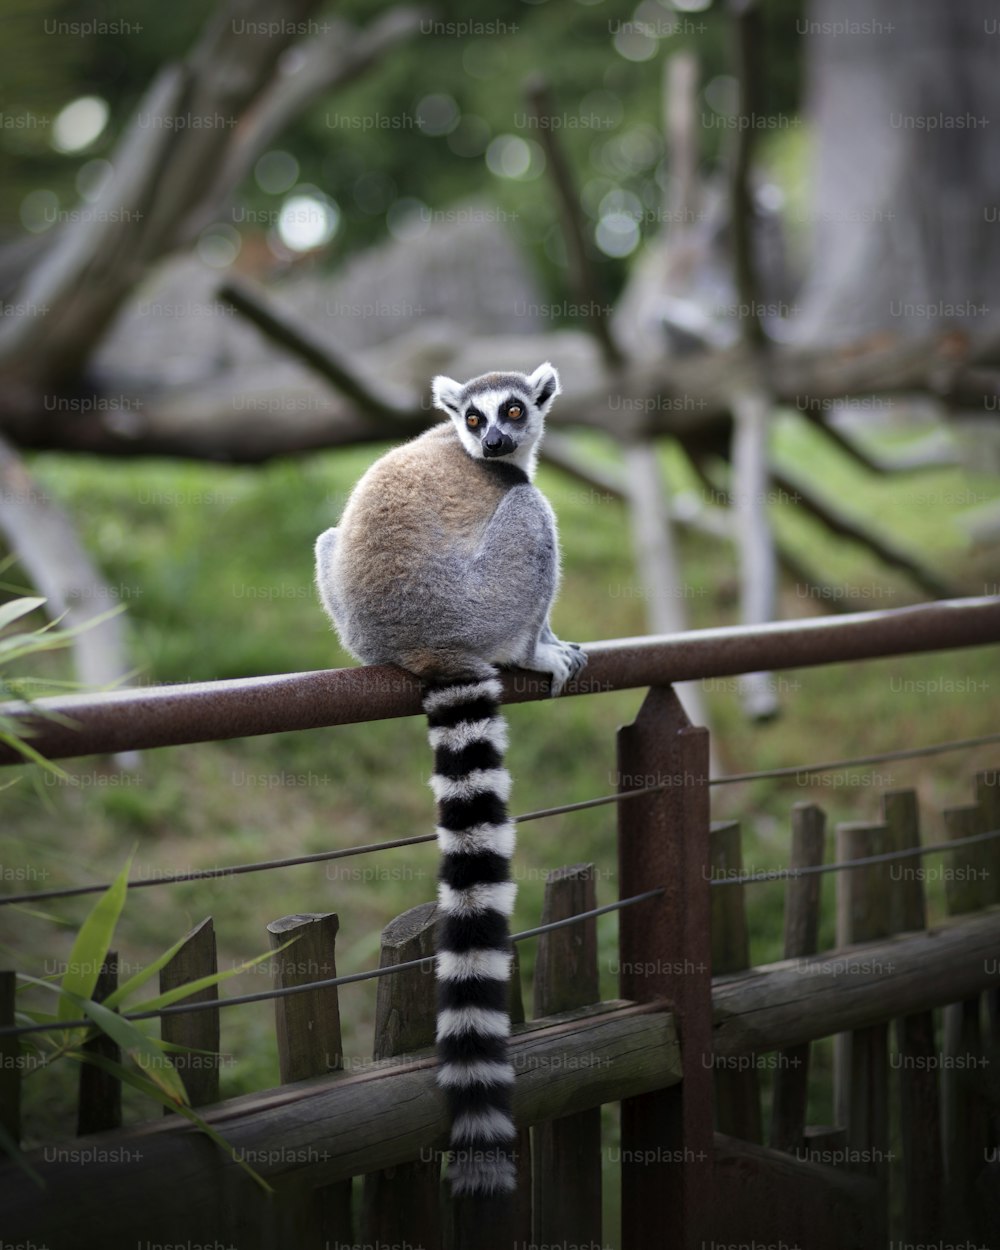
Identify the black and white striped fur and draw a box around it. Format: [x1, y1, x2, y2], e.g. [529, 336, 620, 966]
[426, 674, 518, 1195]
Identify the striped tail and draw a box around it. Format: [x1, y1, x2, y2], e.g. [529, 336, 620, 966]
[424, 675, 518, 1196]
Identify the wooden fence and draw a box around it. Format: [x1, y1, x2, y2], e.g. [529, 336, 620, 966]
[1, 597, 1000, 1249]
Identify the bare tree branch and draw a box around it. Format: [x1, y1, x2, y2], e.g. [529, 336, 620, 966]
[770, 465, 959, 600]
[524, 76, 624, 370]
[799, 408, 960, 475]
[3, 327, 997, 461]
[182, 7, 431, 243]
[218, 277, 421, 421]
[0, 0, 423, 394]
[620, 441, 715, 756]
[0, 436, 136, 765]
[727, 0, 779, 719]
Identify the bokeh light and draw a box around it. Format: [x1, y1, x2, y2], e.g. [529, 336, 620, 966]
[51, 96, 109, 153]
[595, 211, 641, 257]
[19, 189, 59, 233]
[277, 191, 340, 252]
[197, 224, 242, 268]
[485, 135, 545, 180]
[76, 158, 114, 203]
[416, 94, 460, 137]
[255, 151, 300, 196]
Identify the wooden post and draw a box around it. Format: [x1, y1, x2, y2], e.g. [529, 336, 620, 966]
[975, 769, 1000, 909]
[617, 685, 712, 1250]
[77, 951, 121, 1134]
[941, 803, 989, 1237]
[709, 821, 762, 1142]
[770, 803, 825, 1154]
[0, 971, 20, 1143]
[975, 769, 1000, 1069]
[882, 789, 942, 1243]
[266, 912, 351, 1249]
[833, 823, 890, 1237]
[362, 901, 441, 1250]
[532, 863, 602, 1243]
[160, 918, 220, 1107]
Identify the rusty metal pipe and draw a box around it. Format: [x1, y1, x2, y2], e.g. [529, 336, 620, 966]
[1, 596, 998, 765]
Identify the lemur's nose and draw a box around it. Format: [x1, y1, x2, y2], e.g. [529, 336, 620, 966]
[485, 432, 504, 450]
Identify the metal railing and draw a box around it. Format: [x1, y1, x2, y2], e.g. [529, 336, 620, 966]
[1, 595, 998, 763]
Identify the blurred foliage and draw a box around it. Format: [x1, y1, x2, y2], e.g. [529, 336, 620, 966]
[1, 0, 805, 301]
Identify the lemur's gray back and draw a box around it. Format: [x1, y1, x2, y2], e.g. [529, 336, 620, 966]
[314, 364, 586, 1195]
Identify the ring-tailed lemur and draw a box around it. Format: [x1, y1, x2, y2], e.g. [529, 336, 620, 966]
[314, 363, 586, 1195]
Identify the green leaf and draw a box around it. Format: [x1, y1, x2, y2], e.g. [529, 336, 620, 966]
[70, 1051, 274, 1193]
[58, 853, 133, 1020]
[0, 597, 46, 631]
[126, 937, 298, 1014]
[0, 1120, 44, 1189]
[102, 925, 202, 1011]
[78, 996, 188, 1105]
[0, 728, 70, 779]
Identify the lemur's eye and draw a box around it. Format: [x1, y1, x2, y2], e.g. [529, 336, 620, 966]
[466, 413, 480, 429]
[507, 405, 523, 420]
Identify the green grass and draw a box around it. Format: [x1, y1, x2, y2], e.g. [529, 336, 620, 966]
[1, 416, 998, 1242]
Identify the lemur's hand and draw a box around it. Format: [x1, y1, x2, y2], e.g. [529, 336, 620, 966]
[540, 639, 587, 697]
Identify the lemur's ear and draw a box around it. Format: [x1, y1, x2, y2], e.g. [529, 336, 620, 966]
[529, 362, 561, 414]
[432, 375, 463, 416]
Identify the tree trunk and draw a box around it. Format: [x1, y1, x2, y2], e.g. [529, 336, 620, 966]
[795, 0, 1000, 345]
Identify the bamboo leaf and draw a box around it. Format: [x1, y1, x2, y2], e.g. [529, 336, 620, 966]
[126, 937, 297, 1014]
[78, 996, 188, 1105]
[0, 597, 46, 631]
[70, 1052, 273, 1193]
[102, 925, 202, 1011]
[0, 729, 70, 779]
[57, 853, 133, 1020]
[0, 1120, 44, 1188]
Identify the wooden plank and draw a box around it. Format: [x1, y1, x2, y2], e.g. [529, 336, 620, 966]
[709, 821, 762, 1142]
[161, 918, 220, 1108]
[975, 769, 1000, 907]
[711, 1132, 878, 1249]
[532, 863, 602, 1244]
[882, 788, 942, 1244]
[710, 906, 1000, 1054]
[267, 913, 342, 1081]
[617, 685, 713, 1250]
[0, 1000, 681, 1246]
[0, 970, 20, 1142]
[362, 902, 440, 1250]
[770, 803, 825, 1154]
[802, 1124, 846, 1156]
[831, 822, 890, 1247]
[941, 804, 989, 1238]
[832, 822, 890, 1243]
[267, 912, 350, 1250]
[975, 769, 1000, 1142]
[77, 951, 121, 1135]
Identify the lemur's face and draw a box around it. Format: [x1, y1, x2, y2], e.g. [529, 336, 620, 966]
[432, 363, 561, 464]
